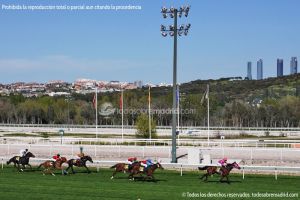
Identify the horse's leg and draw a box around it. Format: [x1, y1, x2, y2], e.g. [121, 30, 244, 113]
[128, 172, 133, 180]
[111, 170, 117, 179]
[84, 164, 91, 173]
[139, 171, 143, 177]
[150, 174, 155, 180]
[128, 171, 135, 180]
[43, 167, 48, 175]
[111, 167, 124, 179]
[61, 166, 68, 175]
[21, 164, 26, 171]
[204, 173, 209, 181]
[50, 168, 55, 176]
[226, 175, 230, 184]
[58, 166, 67, 175]
[200, 173, 206, 180]
[27, 164, 33, 171]
[220, 175, 224, 182]
[66, 164, 70, 172]
[71, 165, 75, 174]
[203, 173, 208, 181]
[128, 173, 132, 180]
[17, 163, 22, 172]
[43, 167, 49, 176]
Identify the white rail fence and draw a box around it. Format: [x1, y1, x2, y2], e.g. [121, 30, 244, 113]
[1, 124, 300, 138]
[1, 144, 300, 163]
[1, 137, 300, 149]
[1, 157, 300, 180]
[1, 123, 300, 131]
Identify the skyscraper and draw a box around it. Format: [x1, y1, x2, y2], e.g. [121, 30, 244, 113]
[290, 57, 298, 74]
[257, 59, 263, 80]
[247, 62, 252, 80]
[277, 59, 283, 77]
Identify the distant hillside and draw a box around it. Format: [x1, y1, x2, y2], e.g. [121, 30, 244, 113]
[151, 73, 300, 103]
[0, 74, 299, 127]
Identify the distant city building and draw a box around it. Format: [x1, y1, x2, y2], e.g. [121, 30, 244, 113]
[290, 57, 298, 74]
[247, 62, 252, 80]
[257, 59, 263, 80]
[134, 80, 143, 88]
[277, 59, 283, 77]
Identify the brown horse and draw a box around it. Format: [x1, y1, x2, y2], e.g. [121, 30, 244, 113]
[198, 162, 241, 183]
[129, 162, 164, 180]
[37, 157, 67, 176]
[66, 155, 93, 174]
[110, 162, 140, 179]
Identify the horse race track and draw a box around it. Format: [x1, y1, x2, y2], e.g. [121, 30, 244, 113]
[0, 167, 299, 200]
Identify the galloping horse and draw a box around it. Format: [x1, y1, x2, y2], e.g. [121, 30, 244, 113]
[110, 162, 140, 179]
[129, 162, 164, 180]
[198, 162, 241, 183]
[7, 152, 35, 171]
[219, 162, 241, 183]
[66, 155, 93, 174]
[37, 157, 67, 176]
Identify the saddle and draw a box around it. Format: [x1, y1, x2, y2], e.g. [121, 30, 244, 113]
[73, 159, 82, 165]
[124, 164, 129, 170]
[16, 156, 25, 163]
[140, 166, 145, 172]
[219, 167, 227, 175]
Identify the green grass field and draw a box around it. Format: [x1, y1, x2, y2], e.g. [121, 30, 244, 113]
[0, 167, 299, 200]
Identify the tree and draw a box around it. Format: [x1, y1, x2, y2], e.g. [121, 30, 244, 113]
[135, 113, 157, 138]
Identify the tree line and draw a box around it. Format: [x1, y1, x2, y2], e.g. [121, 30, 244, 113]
[0, 91, 299, 127]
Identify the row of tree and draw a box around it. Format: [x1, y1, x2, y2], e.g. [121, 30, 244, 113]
[0, 92, 299, 127]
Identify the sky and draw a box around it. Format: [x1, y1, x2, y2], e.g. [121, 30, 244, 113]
[0, 0, 299, 84]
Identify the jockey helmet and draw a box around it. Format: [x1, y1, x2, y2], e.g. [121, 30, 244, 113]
[57, 154, 60, 156]
[224, 157, 228, 161]
[25, 149, 28, 151]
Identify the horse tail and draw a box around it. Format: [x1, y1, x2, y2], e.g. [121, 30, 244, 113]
[198, 166, 209, 170]
[110, 164, 118, 169]
[7, 158, 13, 165]
[37, 163, 44, 170]
[6, 157, 15, 165]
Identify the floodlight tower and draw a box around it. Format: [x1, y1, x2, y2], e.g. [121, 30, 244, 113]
[161, 6, 191, 163]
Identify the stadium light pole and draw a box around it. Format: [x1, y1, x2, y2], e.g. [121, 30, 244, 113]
[161, 6, 191, 163]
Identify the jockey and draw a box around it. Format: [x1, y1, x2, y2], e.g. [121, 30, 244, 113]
[77, 146, 84, 159]
[127, 157, 137, 170]
[75, 153, 85, 165]
[218, 157, 228, 175]
[141, 159, 154, 171]
[77, 152, 85, 159]
[127, 157, 137, 165]
[218, 157, 228, 167]
[76, 146, 85, 165]
[146, 159, 154, 167]
[19, 149, 28, 157]
[52, 154, 61, 161]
